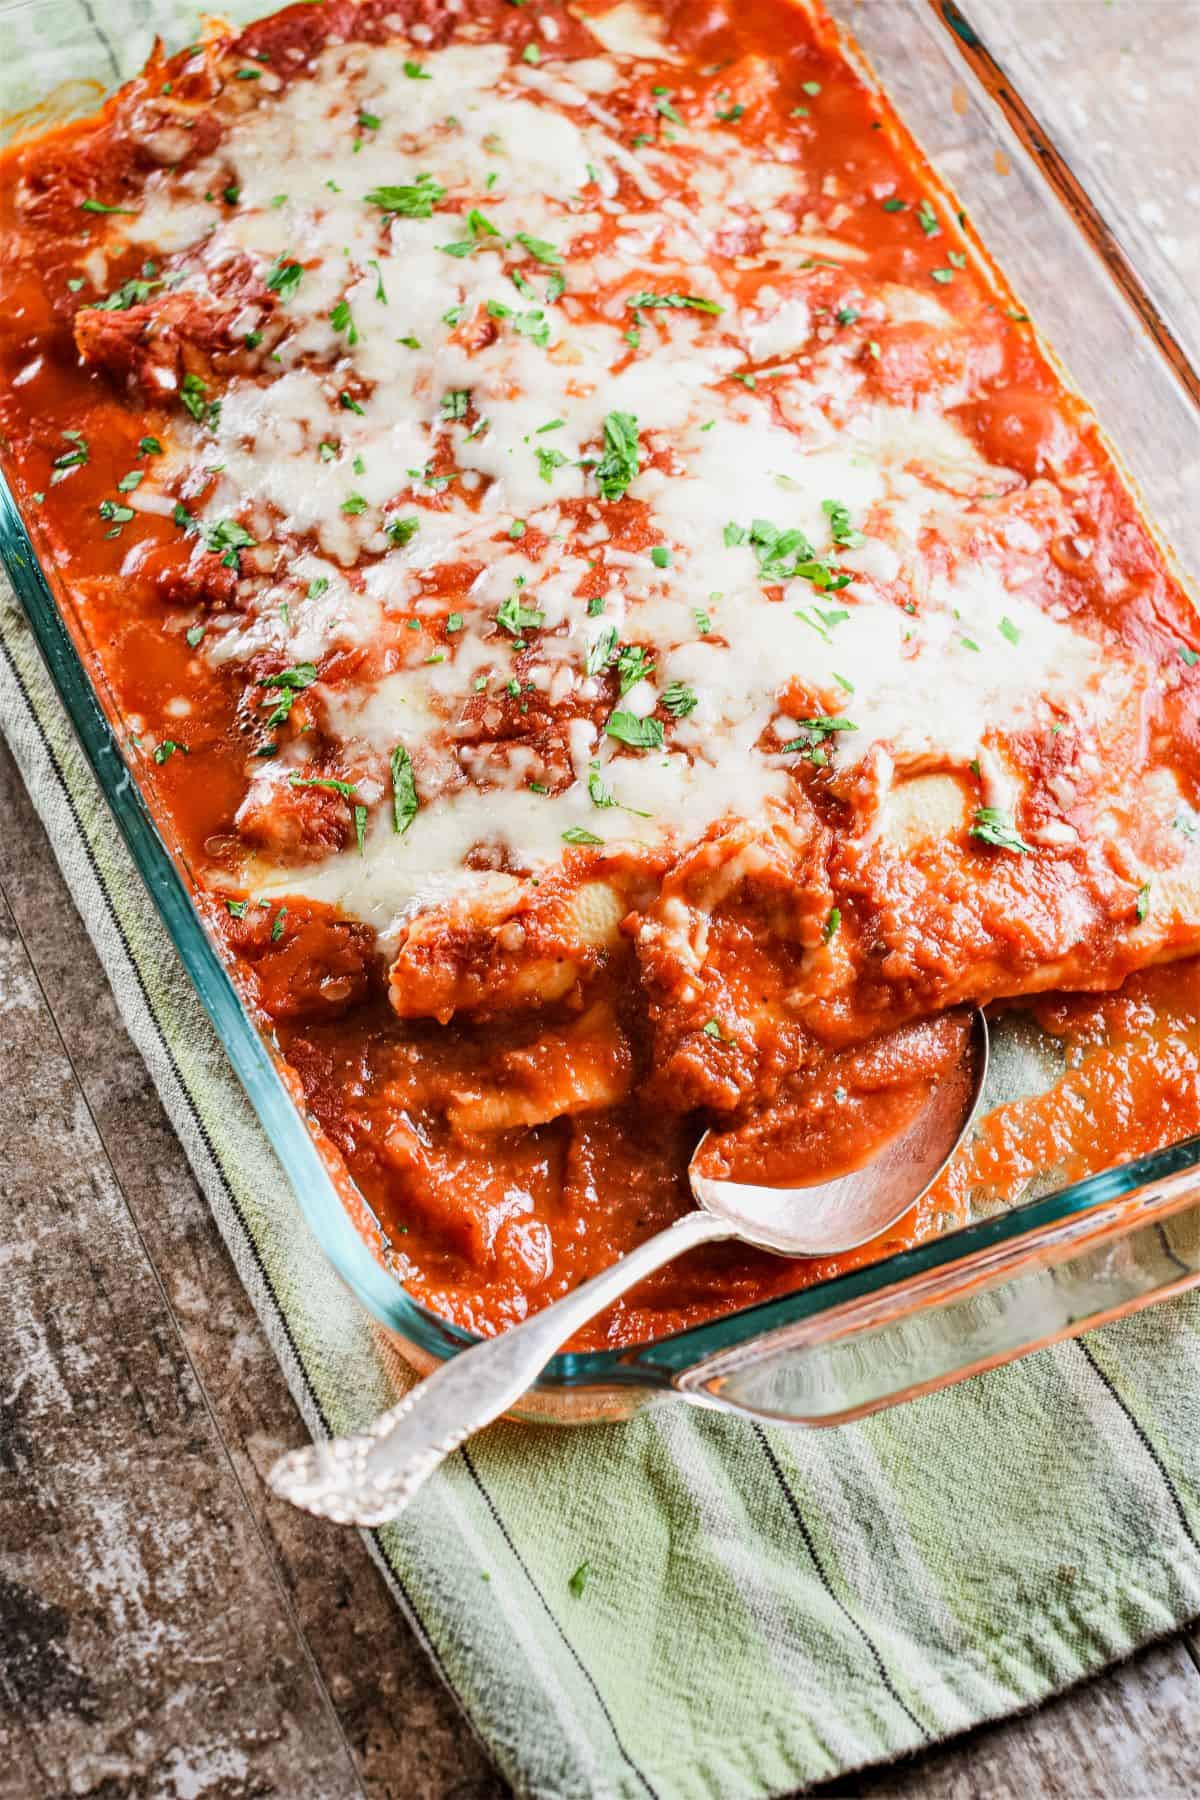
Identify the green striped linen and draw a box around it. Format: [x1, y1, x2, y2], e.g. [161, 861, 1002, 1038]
[5, 6, 1200, 1793]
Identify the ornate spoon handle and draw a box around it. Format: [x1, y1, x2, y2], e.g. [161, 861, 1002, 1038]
[269, 1209, 731, 1524]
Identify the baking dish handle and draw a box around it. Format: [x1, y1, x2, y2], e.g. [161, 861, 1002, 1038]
[674, 1165, 1200, 1425]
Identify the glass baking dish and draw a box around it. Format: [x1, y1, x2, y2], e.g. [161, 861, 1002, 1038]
[2, 0, 1199, 1427]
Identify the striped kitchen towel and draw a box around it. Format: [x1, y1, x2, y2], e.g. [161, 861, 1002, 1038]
[5, 3, 1200, 1794]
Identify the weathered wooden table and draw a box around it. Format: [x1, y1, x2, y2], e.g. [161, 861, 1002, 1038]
[3, 4, 1198, 1794]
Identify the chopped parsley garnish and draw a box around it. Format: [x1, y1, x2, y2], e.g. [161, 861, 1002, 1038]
[625, 292, 724, 318]
[290, 773, 358, 799]
[513, 231, 562, 266]
[186, 624, 206, 647]
[330, 297, 359, 344]
[1136, 882, 1152, 923]
[563, 826, 603, 846]
[594, 411, 640, 502]
[98, 499, 134, 525]
[650, 546, 671, 569]
[204, 518, 256, 567]
[916, 199, 940, 236]
[180, 371, 220, 427]
[734, 518, 850, 590]
[522, 43, 541, 65]
[258, 662, 318, 728]
[882, 197, 907, 213]
[404, 59, 430, 79]
[95, 276, 161, 312]
[446, 612, 463, 633]
[441, 388, 470, 421]
[264, 256, 303, 300]
[586, 626, 617, 677]
[440, 207, 502, 257]
[497, 592, 545, 637]
[970, 806, 1032, 855]
[798, 604, 852, 640]
[391, 744, 419, 834]
[51, 430, 89, 484]
[616, 644, 655, 693]
[339, 391, 366, 415]
[226, 899, 248, 918]
[568, 1561, 590, 1598]
[307, 577, 329, 601]
[822, 906, 841, 943]
[341, 494, 368, 515]
[508, 519, 527, 539]
[835, 306, 860, 326]
[368, 258, 388, 303]
[588, 761, 615, 808]
[661, 682, 698, 718]
[271, 907, 288, 942]
[716, 103, 745, 122]
[80, 197, 137, 215]
[153, 740, 185, 764]
[780, 715, 858, 765]
[366, 173, 446, 218]
[822, 498, 865, 549]
[1178, 644, 1199, 666]
[606, 710, 664, 750]
[139, 435, 163, 455]
[999, 616, 1021, 646]
[653, 86, 683, 125]
[535, 445, 569, 482]
[930, 268, 955, 284]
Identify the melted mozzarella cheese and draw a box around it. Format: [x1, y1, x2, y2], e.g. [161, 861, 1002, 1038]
[113, 18, 1156, 945]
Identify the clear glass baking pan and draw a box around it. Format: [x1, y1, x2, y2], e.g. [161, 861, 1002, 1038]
[2, 0, 1199, 1427]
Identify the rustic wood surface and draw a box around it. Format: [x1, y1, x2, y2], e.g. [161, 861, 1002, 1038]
[2, 3, 1199, 1795]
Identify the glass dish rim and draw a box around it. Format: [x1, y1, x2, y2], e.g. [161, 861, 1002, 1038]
[2, 0, 1199, 1395]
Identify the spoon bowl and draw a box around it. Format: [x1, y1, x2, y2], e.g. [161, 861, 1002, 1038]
[269, 1006, 989, 1525]
[690, 1004, 989, 1257]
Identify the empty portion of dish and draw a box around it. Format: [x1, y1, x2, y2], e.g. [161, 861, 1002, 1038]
[2, 0, 1199, 1344]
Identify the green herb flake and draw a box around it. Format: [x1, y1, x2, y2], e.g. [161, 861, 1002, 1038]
[264, 256, 303, 300]
[594, 410, 640, 502]
[568, 1561, 590, 1598]
[661, 681, 698, 718]
[970, 806, 1032, 855]
[391, 743, 419, 834]
[605, 710, 664, 750]
[822, 906, 841, 943]
[1136, 881, 1152, 923]
[365, 173, 446, 218]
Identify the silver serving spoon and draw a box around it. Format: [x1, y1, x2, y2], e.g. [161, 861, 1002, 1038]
[270, 1006, 988, 1525]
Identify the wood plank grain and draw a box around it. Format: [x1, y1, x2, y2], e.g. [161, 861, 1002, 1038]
[821, 1638, 1200, 1799]
[0, 738, 506, 1800]
[0, 825, 363, 1798]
